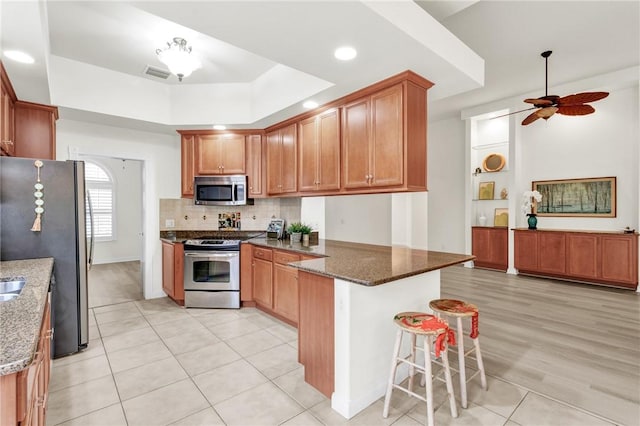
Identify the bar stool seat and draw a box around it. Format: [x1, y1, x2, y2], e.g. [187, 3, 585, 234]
[429, 299, 487, 409]
[383, 312, 458, 426]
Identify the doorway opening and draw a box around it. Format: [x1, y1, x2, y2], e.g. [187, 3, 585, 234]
[82, 155, 144, 308]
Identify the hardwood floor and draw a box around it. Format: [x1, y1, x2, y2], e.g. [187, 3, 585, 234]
[88, 261, 142, 308]
[441, 265, 640, 426]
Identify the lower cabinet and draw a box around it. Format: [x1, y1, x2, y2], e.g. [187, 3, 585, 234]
[298, 271, 334, 398]
[514, 229, 638, 289]
[161, 241, 184, 305]
[245, 244, 318, 327]
[471, 226, 508, 271]
[0, 294, 52, 426]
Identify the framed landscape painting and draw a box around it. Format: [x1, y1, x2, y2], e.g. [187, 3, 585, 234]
[533, 177, 616, 217]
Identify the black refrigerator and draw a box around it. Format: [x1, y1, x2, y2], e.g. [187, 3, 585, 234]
[1, 157, 90, 358]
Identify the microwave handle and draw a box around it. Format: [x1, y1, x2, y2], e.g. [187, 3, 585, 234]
[232, 182, 237, 203]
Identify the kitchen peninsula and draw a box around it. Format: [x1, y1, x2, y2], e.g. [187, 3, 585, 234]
[247, 238, 474, 419]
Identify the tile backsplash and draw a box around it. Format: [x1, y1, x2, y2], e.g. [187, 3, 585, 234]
[159, 197, 301, 232]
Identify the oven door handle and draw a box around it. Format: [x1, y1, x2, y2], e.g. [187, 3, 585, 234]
[184, 252, 238, 258]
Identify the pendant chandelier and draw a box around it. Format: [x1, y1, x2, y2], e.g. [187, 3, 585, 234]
[156, 37, 201, 82]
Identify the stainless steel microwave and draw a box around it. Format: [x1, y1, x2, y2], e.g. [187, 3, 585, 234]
[194, 175, 253, 206]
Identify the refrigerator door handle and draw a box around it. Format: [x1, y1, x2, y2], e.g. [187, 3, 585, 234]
[86, 191, 95, 270]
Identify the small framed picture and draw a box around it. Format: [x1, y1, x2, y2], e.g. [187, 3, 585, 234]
[478, 181, 495, 200]
[494, 208, 509, 227]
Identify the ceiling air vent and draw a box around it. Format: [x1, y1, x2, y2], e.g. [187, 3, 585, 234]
[144, 65, 171, 80]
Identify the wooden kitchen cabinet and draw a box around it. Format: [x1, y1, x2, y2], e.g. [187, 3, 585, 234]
[298, 270, 334, 398]
[341, 77, 430, 193]
[272, 249, 302, 323]
[1, 62, 16, 157]
[246, 134, 265, 197]
[514, 229, 638, 289]
[1, 62, 57, 160]
[0, 294, 52, 426]
[162, 241, 184, 305]
[252, 247, 273, 307]
[195, 134, 245, 175]
[471, 226, 508, 271]
[240, 242, 254, 305]
[298, 108, 340, 193]
[266, 123, 297, 195]
[180, 134, 195, 197]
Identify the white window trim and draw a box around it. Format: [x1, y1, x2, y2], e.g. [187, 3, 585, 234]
[85, 159, 116, 242]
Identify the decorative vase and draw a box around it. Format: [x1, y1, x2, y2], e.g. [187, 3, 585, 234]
[478, 214, 487, 226]
[302, 234, 310, 244]
[527, 213, 538, 230]
[290, 232, 302, 243]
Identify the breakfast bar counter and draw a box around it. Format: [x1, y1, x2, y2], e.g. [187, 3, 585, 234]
[247, 238, 474, 419]
[248, 238, 473, 286]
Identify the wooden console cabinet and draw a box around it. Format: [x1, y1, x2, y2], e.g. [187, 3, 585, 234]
[514, 229, 638, 289]
[471, 226, 508, 271]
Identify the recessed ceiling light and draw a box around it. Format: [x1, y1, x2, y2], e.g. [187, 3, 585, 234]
[334, 46, 357, 61]
[303, 101, 318, 109]
[3, 50, 35, 64]
[213, 125, 226, 130]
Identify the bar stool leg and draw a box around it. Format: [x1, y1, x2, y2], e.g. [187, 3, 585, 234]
[408, 333, 417, 392]
[383, 329, 404, 418]
[473, 336, 488, 390]
[423, 335, 435, 426]
[440, 343, 459, 419]
[456, 316, 468, 409]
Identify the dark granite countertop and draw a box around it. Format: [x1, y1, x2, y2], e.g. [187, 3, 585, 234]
[247, 238, 474, 286]
[0, 258, 54, 375]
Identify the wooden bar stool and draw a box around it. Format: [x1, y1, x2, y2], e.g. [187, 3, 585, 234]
[383, 312, 458, 426]
[429, 299, 487, 409]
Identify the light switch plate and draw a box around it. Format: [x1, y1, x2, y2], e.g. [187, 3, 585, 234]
[165, 219, 175, 228]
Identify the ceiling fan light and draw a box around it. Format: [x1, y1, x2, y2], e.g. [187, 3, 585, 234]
[536, 106, 558, 119]
[156, 37, 201, 81]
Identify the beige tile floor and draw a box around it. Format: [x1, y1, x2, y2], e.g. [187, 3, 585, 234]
[46, 296, 620, 426]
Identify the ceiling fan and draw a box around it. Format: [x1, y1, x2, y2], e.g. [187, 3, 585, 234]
[507, 50, 609, 125]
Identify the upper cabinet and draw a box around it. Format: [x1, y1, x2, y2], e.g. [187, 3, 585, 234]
[178, 70, 433, 199]
[343, 84, 403, 189]
[298, 108, 340, 193]
[342, 78, 429, 192]
[1, 62, 58, 160]
[195, 134, 245, 175]
[266, 123, 297, 195]
[1, 66, 15, 156]
[181, 134, 195, 197]
[246, 134, 265, 197]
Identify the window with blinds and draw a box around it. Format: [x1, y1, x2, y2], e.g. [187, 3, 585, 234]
[85, 162, 115, 241]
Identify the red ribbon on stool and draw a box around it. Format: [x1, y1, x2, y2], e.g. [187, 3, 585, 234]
[434, 328, 456, 358]
[470, 312, 479, 339]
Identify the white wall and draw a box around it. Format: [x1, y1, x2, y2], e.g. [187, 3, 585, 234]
[517, 85, 639, 231]
[427, 117, 466, 253]
[324, 194, 392, 246]
[85, 156, 142, 264]
[56, 119, 180, 299]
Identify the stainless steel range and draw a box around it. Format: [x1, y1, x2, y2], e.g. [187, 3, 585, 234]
[183, 239, 241, 308]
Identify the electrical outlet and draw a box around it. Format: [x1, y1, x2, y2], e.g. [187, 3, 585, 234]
[165, 219, 175, 228]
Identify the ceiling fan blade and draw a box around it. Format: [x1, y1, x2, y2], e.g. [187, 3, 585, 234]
[524, 98, 553, 106]
[536, 106, 558, 119]
[556, 104, 595, 116]
[492, 107, 536, 120]
[522, 111, 541, 125]
[557, 92, 609, 105]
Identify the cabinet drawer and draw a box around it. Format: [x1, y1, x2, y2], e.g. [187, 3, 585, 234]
[274, 249, 301, 265]
[253, 247, 273, 261]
